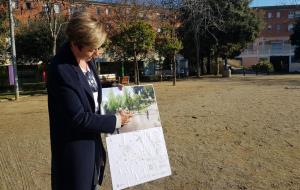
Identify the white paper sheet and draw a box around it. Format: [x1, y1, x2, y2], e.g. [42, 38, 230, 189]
[106, 127, 171, 190]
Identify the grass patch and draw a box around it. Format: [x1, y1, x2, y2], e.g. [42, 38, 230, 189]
[0, 89, 47, 100]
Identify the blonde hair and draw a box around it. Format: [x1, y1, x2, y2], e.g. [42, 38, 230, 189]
[66, 11, 107, 49]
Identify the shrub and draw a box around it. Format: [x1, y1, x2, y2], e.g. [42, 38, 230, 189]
[252, 58, 274, 74]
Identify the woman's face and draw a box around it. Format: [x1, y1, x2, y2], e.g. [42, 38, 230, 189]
[79, 46, 103, 61]
[72, 43, 104, 62]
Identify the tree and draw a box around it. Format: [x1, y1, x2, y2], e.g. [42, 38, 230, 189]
[291, 19, 300, 60]
[15, 19, 66, 63]
[0, 1, 9, 64]
[110, 21, 156, 84]
[39, 0, 68, 56]
[155, 27, 182, 85]
[215, 0, 261, 70]
[181, 0, 225, 77]
[160, 0, 182, 85]
[105, 0, 160, 36]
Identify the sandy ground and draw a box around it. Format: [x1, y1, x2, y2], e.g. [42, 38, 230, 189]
[0, 74, 299, 190]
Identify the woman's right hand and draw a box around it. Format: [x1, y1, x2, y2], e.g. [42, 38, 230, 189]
[119, 110, 133, 127]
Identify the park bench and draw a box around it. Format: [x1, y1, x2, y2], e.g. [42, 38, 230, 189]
[99, 74, 118, 87]
[119, 76, 130, 85]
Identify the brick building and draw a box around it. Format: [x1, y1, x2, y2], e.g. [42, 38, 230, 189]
[239, 5, 300, 72]
[9, 0, 173, 34]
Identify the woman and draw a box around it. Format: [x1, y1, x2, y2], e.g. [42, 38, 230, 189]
[47, 11, 131, 190]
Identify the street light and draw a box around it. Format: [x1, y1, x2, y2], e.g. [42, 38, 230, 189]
[8, 0, 19, 100]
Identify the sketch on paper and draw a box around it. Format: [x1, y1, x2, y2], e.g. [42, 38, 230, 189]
[101, 85, 162, 134]
[106, 127, 171, 190]
[102, 85, 171, 190]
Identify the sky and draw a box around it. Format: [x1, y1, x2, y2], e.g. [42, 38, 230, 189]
[250, 0, 299, 7]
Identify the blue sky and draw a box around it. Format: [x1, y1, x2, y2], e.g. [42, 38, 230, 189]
[250, 0, 299, 7]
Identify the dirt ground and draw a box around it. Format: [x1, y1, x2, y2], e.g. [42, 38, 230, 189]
[0, 74, 299, 190]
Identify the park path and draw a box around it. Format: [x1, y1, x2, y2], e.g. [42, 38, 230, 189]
[118, 104, 162, 134]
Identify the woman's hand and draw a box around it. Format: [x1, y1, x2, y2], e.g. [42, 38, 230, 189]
[118, 109, 133, 126]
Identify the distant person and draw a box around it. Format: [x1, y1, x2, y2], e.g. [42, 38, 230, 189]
[47, 11, 132, 190]
[146, 110, 149, 120]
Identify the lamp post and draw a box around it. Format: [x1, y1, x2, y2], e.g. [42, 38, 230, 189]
[8, 0, 19, 100]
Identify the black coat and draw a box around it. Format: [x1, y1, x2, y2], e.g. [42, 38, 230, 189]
[47, 43, 116, 190]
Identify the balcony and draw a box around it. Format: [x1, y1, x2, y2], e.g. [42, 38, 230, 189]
[239, 44, 296, 58]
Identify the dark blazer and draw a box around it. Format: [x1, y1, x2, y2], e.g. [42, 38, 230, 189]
[47, 43, 116, 190]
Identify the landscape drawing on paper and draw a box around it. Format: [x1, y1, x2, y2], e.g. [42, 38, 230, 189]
[102, 85, 171, 190]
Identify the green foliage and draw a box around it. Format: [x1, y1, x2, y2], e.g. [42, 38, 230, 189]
[103, 87, 155, 114]
[15, 20, 66, 64]
[104, 90, 125, 114]
[110, 21, 156, 84]
[110, 21, 156, 61]
[143, 85, 155, 100]
[180, 0, 261, 75]
[290, 19, 300, 60]
[216, 0, 262, 58]
[0, 5, 8, 58]
[252, 58, 274, 73]
[155, 27, 182, 60]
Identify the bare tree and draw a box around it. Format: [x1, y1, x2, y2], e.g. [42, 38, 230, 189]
[108, 0, 159, 33]
[182, 0, 225, 77]
[160, 0, 182, 85]
[41, 0, 68, 56]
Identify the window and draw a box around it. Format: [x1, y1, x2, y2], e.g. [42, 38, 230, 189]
[138, 12, 144, 18]
[247, 43, 254, 50]
[288, 11, 294, 19]
[14, 18, 20, 27]
[288, 24, 294, 31]
[160, 14, 168, 20]
[271, 42, 283, 50]
[53, 4, 60, 14]
[268, 12, 272, 18]
[43, 4, 49, 13]
[267, 25, 272, 31]
[11, 1, 16, 9]
[276, 24, 281, 31]
[295, 11, 300, 18]
[25, 2, 31, 10]
[96, 7, 101, 15]
[276, 11, 280, 18]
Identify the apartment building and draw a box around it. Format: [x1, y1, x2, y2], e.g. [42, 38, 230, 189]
[2, 0, 185, 76]
[8, 0, 173, 33]
[239, 5, 300, 72]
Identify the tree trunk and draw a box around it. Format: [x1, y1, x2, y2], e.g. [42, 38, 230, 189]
[215, 56, 219, 75]
[200, 56, 205, 75]
[52, 35, 57, 56]
[207, 52, 211, 74]
[137, 61, 140, 85]
[134, 54, 138, 85]
[134, 49, 140, 85]
[195, 33, 201, 77]
[196, 46, 201, 77]
[224, 57, 228, 70]
[173, 51, 176, 86]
